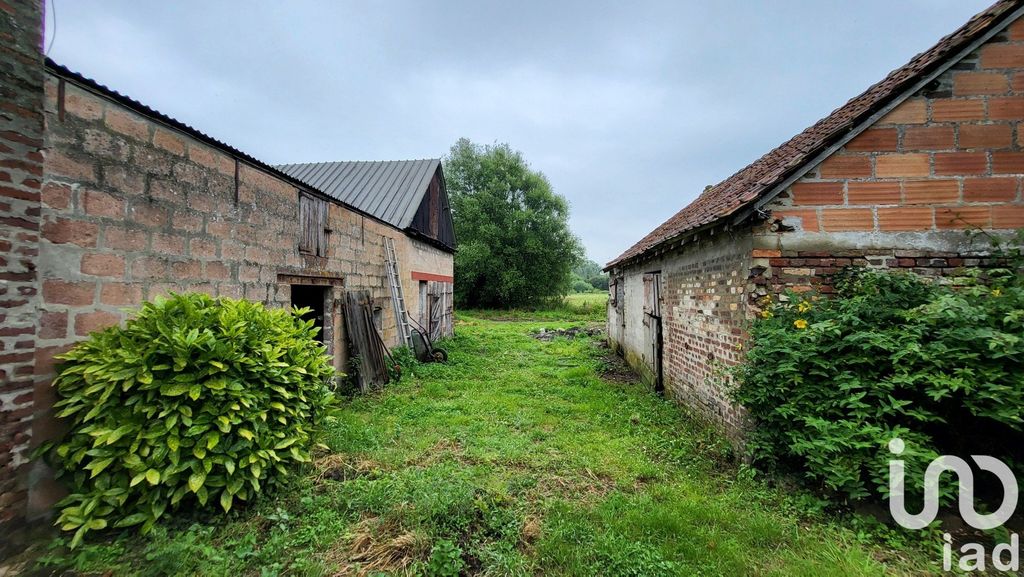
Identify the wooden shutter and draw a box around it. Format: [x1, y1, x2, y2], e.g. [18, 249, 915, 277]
[299, 193, 328, 256]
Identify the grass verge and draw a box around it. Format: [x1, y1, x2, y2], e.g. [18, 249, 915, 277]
[32, 313, 934, 576]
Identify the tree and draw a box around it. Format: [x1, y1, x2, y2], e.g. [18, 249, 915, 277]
[444, 138, 583, 308]
[588, 275, 609, 291]
[573, 258, 608, 291]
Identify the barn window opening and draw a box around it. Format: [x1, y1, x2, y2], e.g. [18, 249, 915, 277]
[299, 192, 329, 256]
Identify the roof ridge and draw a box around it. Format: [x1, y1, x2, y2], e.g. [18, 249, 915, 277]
[273, 158, 441, 166]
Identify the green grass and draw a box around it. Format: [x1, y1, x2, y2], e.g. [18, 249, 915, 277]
[35, 312, 932, 576]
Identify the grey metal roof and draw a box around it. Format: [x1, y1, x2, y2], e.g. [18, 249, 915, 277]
[275, 159, 441, 230]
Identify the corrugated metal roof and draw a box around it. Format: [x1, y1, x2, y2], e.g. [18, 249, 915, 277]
[276, 160, 441, 230]
[606, 0, 1022, 270]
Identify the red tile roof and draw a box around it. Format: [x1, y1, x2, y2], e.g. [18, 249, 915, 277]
[606, 0, 1022, 269]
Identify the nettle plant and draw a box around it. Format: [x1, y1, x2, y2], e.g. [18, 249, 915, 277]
[735, 259, 1024, 506]
[41, 293, 339, 546]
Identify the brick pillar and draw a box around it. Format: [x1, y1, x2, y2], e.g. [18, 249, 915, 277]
[0, 0, 45, 551]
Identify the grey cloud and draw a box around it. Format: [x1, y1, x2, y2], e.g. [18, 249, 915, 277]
[48, 0, 992, 264]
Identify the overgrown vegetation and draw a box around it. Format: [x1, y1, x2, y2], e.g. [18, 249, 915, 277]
[570, 258, 609, 293]
[37, 312, 928, 575]
[735, 263, 1024, 507]
[444, 138, 584, 308]
[39, 293, 339, 547]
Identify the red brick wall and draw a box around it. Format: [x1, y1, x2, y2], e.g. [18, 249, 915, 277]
[0, 0, 44, 546]
[659, 233, 750, 433]
[759, 16, 1024, 296]
[612, 14, 1024, 438]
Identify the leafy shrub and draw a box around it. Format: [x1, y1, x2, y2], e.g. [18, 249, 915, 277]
[572, 279, 593, 293]
[42, 293, 338, 546]
[734, 265, 1024, 505]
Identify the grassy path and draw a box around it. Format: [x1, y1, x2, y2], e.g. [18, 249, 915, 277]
[40, 313, 925, 576]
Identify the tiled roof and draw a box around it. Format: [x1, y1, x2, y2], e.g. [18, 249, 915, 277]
[606, 0, 1022, 269]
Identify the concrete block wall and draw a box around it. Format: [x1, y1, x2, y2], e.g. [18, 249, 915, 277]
[399, 235, 454, 330]
[37, 74, 397, 374]
[16, 69, 453, 523]
[0, 0, 44, 542]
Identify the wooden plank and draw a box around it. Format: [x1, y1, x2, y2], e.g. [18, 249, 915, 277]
[343, 290, 390, 392]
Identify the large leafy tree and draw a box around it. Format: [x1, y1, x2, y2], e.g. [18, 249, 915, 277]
[445, 138, 583, 308]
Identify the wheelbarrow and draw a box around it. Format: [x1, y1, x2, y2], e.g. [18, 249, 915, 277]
[408, 318, 448, 363]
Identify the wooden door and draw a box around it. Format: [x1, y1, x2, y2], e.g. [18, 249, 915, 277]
[642, 272, 664, 393]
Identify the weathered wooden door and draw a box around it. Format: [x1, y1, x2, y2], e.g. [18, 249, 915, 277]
[642, 272, 664, 393]
[427, 281, 454, 340]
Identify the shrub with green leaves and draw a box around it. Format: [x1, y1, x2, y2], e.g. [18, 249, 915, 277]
[42, 293, 339, 546]
[734, 265, 1024, 505]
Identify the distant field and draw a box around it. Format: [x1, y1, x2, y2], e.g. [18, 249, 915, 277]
[463, 292, 608, 322]
[563, 292, 608, 309]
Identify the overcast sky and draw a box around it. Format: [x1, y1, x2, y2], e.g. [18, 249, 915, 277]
[46, 1, 993, 265]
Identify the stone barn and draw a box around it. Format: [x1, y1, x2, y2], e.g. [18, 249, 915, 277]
[605, 0, 1024, 434]
[0, 1, 454, 543]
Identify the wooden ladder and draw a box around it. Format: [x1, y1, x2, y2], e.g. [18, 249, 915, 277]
[383, 237, 412, 348]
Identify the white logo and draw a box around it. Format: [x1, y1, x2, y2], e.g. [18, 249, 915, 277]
[888, 437, 1020, 572]
[888, 437, 1018, 530]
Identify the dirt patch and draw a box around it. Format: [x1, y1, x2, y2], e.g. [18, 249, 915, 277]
[532, 326, 604, 341]
[595, 341, 641, 384]
[406, 438, 487, 468]
[520, 515, 542, 550]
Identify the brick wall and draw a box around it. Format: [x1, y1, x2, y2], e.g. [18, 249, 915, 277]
[660, 232, 750, 432]
[609, 229, 752, 434]
[758, 17, 1024, 296]
[611, 14, 1024, 437]
[0, 0, 44, 545]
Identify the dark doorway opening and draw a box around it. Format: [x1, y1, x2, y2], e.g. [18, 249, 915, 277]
[291, 285, 328, 344]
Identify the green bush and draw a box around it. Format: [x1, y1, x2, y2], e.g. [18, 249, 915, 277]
[42, 293, 339, 546]
[572, 280, 593, 293]
[734, 265, 1024, 505]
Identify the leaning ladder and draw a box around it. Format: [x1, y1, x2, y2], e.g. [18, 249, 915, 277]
[383, 237, 413, 348]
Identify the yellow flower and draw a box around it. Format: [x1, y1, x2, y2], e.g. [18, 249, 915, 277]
[760, 310, 773, 319]
[797, 301, 812, 313]
[992, 288, 1002, 297]
[794, 319, 808, 330]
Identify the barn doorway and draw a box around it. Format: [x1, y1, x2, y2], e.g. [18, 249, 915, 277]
[642, 272, 664, 394]
[291, 284, 328, 344]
